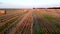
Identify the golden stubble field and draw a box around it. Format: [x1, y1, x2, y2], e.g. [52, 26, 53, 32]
[0, 9, 33, 34]
[0, 8, 60, 34]
[33, 8, 60, 34]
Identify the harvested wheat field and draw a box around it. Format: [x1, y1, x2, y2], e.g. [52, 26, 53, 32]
[33, 8, 60, 34]
[0, 9, 60, 34]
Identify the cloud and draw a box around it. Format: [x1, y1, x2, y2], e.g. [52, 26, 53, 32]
[0, 0, 60, 8]
[33, 0, 60, 8]
[0, 0, 33, 8]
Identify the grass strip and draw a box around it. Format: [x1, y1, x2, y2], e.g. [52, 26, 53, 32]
[33, 20, 44, 34]
[34, 29, 44, 34]
[42, 14, 55, 21]
[42, 14, 60, 33]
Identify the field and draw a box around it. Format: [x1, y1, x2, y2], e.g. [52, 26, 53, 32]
[0, 9, 60, 34]
[33, 9, 60, 34]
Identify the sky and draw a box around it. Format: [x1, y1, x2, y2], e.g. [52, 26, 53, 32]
[0, 0, 33, 8]
[33, 0, 60, 8]
[0, 0, 60, 8]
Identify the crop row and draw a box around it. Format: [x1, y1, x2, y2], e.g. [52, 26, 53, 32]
[0, 11, 29, 34]
[9, 12, 33, 34]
